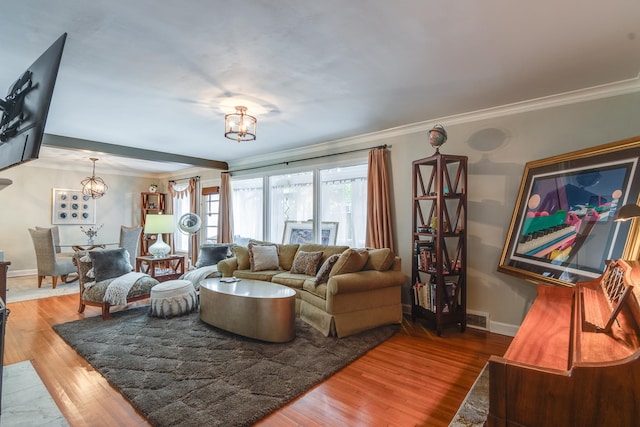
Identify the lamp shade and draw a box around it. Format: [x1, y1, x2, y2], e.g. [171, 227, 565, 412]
[144, 214, 175, 233]
[614, 204, 640, 222]
[145, 214, 175, 258]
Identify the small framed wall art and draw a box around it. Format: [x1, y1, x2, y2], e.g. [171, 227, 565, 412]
[52, 188, 96, 225]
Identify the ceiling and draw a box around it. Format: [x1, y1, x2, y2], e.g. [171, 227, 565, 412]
[1, 1, 640, 172]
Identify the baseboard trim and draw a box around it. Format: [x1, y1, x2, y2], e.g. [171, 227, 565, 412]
[7, 269, 37, 277]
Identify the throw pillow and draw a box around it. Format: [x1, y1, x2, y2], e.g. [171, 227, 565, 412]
[290, 251, 323, 276]
[195, 244, 230, 268]
[88, 248, 133, 282]
[315, 253, 340, 285]
[329, 248, 369, 277]
[364, 248, 396, 271]
[249, 244, 280, 272]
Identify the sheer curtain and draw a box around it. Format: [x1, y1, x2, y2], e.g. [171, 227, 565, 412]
[366, 148, 394, 251]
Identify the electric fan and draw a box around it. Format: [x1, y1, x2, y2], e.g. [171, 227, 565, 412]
[177, 212, 202, 235]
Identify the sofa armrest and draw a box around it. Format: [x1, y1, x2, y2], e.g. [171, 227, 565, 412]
[327, 270, 405, 296]
[217, 257, 238, 277]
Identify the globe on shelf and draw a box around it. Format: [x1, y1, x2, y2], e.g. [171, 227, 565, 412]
[428, 124, 448, 150]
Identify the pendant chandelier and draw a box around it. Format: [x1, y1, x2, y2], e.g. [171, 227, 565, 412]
[224, 106, 257, 142]
[81, 157, 108, 199]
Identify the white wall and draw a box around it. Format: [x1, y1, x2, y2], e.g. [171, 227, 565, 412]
[0, 162, 157, 273]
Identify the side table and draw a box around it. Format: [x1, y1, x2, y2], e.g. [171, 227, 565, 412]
[136, 255, 185, 282]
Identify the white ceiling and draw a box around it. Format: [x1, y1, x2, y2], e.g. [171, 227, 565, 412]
[1, 1, 640, 172]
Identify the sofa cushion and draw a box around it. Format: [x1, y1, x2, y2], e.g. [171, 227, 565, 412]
[234, 269, 281, 282]
[364, 248, 396, 271]
[88, 248, 133, 282]
[299, 244, 349, 263]
[272, 272, 309, 289]
[290, 251, 323, 276]
[277, 244, 300, 271]
[329, 249, 369, 277]
[249, 243, 280, 271]
[315, 253, 341, 285]
[235, 245, 250, 270]
[195, 244, 230, 268]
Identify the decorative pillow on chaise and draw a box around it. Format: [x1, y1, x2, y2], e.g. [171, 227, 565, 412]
[195, 244, 231, 268]
[290, 251, 323, 276]
[88, 248, 133, 282]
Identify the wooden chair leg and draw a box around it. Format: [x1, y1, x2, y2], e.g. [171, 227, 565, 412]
[52, 276, 58, 289]
[78, 299, 86, 313]
[37, 275, 44, 288]
[101, 303, 112, 320]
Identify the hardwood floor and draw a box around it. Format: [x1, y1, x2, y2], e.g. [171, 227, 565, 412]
[4, 293, 512, 426]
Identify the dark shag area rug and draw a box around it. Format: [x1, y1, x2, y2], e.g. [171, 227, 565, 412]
[53, 307, 399, 427]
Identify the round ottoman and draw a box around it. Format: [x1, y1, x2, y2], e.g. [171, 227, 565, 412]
[149, 279, 198, 318]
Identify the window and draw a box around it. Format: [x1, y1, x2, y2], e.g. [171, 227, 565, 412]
[231, 161, 368, 246]
[172, 184, 191, 253]
[202, 186, 219, 243]
[319, 164, 368, 247]
[270, 171, 313, 243]
[231, 177, 263, 246]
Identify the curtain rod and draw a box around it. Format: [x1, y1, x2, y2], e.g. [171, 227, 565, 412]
[169, 176, 200, 183]
[223, 144, 389, 174]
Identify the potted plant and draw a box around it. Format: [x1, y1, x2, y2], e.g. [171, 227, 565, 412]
[149, 183, 158, 193]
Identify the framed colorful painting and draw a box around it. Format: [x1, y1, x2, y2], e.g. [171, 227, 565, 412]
[498, 136, 640, 287]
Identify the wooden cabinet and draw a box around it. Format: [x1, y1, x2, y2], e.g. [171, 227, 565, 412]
[411, 152, 467, 335]
[140, 192, 166, 256]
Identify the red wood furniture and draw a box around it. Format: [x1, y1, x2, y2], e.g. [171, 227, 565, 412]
[488, 259, 640, 427]
[136, 255, 185, 282]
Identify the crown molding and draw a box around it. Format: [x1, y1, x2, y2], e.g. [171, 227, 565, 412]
[229, 76, 640, 170]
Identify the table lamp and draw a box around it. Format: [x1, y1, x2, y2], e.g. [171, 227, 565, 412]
[144, 214, 175, 258]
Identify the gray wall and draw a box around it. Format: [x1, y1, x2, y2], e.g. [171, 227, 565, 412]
[387, 92, 640, 332]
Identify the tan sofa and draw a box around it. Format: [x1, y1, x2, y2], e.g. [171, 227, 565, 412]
[217, 242, 404, 338]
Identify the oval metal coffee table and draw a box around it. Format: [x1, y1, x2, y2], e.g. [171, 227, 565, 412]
[199, 278, 296, 342]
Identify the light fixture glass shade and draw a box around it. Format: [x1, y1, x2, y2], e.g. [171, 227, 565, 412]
[81, 158, 108, 199]
[144, 214, 175, 258]
[224, 106, 257, 142]
[614, 203, 640, 222]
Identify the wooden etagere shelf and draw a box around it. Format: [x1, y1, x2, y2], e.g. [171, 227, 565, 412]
[411, 151, 467, 335]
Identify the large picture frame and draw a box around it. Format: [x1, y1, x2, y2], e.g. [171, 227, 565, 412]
[282, 220, 339, 245]
[498, 136, 640, 287]
[52, 188, 96, 225]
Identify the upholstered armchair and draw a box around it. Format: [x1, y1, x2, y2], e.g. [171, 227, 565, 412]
[35, 226, 74, 258]
[73, 248, 159, 319]
[28, 228, 77, 289]
[119, 225, 142, 268]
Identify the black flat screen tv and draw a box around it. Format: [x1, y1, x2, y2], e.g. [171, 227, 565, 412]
[0, 33, 67, 172]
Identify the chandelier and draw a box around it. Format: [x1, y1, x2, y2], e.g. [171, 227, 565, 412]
[224, 106, 257, 142]
[81, 157, 108, 199]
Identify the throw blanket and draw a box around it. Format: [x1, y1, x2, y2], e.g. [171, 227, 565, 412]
[179, 265, 219, 290]
[103, 272, 146, 306]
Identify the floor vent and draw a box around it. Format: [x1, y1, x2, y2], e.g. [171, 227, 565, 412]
[467, 310, 489, 331]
